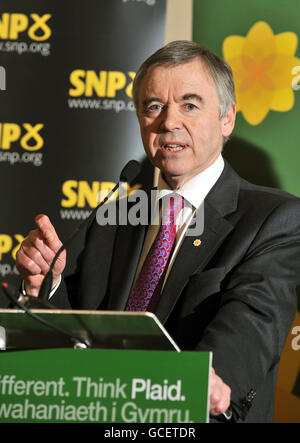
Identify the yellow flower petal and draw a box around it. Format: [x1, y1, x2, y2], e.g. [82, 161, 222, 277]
[247, 21, 274, 44]
[222, 21, 299, 125]
[275, 32, 298, 56]
[242, 22, 276, 62]
[238, 83, 273, 125]
[270, 55, 300, 89]
[241, 103, 270, 126]
[226, 56, 249, 91]
[270, 88, 294, 111]
[222, 36, 245, 60]
[244, 33, 276, 61]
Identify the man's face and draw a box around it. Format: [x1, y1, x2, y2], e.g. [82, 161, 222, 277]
[137, 59, 236, 189]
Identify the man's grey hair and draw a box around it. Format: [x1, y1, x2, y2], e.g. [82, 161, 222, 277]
[132, 40, 236, 124]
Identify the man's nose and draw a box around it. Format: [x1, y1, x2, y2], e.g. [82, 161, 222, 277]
[159, 105, 182, 132]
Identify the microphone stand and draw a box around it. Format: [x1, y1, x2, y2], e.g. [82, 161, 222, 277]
[1, 283, 91, 349]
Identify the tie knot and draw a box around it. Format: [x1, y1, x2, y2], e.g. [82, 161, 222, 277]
[161, 193, 184, 226]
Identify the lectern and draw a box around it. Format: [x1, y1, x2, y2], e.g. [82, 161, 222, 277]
[0, 308, 211, 423]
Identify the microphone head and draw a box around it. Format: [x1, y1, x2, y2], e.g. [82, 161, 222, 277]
[119, 160, 141, 183]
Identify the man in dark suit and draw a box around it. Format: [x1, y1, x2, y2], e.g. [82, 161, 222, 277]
[16, 41, 300, 422]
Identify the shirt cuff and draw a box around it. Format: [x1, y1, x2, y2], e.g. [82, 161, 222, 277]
[22, 275, 62, 299]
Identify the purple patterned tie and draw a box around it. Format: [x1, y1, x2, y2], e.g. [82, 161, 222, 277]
[125, 193, 184, 311]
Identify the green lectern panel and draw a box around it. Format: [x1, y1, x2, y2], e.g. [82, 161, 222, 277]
[0, 348, 211, 423]
[0, 309, 180, 351]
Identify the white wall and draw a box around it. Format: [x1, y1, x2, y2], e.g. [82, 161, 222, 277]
[165, 0, 193, 43]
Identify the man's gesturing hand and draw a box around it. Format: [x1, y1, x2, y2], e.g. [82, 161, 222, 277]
[209, 368, 231, 417]
[16, 214, 66, 297]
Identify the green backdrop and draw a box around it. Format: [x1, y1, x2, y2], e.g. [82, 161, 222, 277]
[193, 0, 300, 422]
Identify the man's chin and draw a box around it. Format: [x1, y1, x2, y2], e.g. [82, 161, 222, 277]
[156, 161, 187, 177]
[159, 168, 190, 189]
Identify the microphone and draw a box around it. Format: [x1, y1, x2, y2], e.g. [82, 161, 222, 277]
[120, 160, 141, 182]
[38, 160, 141, 300]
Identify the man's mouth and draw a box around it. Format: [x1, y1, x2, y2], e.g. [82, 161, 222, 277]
[162, 143, 186, 152]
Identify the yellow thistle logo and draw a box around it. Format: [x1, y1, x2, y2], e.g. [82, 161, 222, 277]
[223, 21, 300, 125]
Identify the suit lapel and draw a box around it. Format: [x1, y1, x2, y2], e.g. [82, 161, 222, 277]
[154, 162, 241, 323]
[154, 203, 233, 323]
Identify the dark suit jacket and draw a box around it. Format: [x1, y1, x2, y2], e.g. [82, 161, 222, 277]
[51, 161, 300, 423]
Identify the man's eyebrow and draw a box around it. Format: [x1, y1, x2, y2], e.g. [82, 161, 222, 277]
[142, 97, 162, 107]
[181, 93, 203, 103]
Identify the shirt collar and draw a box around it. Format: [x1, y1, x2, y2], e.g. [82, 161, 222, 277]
[156, 154, 224, 209]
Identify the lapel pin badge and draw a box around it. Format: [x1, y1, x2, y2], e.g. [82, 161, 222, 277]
[193, 239, 201, 247]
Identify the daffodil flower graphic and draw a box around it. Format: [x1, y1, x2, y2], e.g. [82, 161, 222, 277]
[223, 21, 300, 125]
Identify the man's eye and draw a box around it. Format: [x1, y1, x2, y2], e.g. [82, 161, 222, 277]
[146, 104, 162, 112]
[184, 103, 197, 111]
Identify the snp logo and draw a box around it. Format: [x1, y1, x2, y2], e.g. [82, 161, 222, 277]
[0, 13, 51, 41]
[0, 66, 5, 90]
[0, 123, 44, 150]
[60, 180, 140, 220]
[69, 70, 135, 98]
[61, 180, 135, 208]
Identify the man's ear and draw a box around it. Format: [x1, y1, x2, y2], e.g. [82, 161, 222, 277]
[221, 103, 236, 138]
